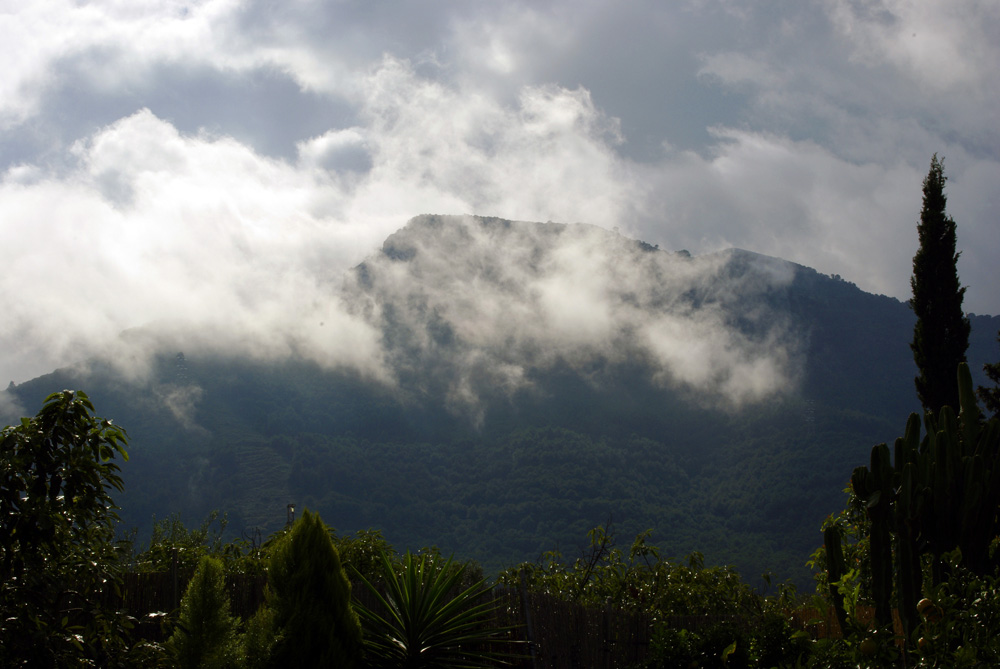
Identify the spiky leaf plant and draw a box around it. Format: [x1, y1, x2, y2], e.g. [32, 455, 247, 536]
[354, 550, 521, 668]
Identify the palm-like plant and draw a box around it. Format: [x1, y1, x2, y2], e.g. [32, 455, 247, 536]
[354, 550, 521, 668]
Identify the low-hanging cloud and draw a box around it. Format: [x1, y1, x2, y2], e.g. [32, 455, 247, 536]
[0, 0, 997, 404]
[0, 109, 389, 385]
[345, 215, 801, 416]
[0, 57, 639, 388]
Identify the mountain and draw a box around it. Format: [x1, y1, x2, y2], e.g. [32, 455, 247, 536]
[7, 214, 1000, 589]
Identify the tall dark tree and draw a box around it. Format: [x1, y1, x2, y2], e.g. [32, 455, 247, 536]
[910, 154, 970, 415]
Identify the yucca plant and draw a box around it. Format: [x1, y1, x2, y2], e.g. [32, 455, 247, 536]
[354, 550, 522, 668]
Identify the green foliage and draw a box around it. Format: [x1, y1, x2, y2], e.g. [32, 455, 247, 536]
[978, 329, 1000, 419]
[807, 487, 870, 608]
[910, 154, 970, 415]
[822, 524, 851, 635]
[852, 365, 1000, 637]
[133, 511, 232, 572]
[850, 441, 895, 628]
[754, 610, 812, 667]
[501, 525, 763, 620]
[238, 606, 279, 669]
[640, 626, 700, 668]
[0, 390, 134, 667]
[639, 620, 759, 669]
[910, 551, 1000, 667]
[263, 509, 363, 668]
[167, 555, 239, 669]
[333, 527, 396, 584]
[513, 525, 813, 668]
[355, 549, 520, 668]
[814, 362, 1000, 667]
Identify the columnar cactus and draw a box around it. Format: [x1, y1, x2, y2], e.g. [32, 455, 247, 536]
[846, 363, 1000, 641]
[824, 524, 850, 636]
[851, 443, 893, 627]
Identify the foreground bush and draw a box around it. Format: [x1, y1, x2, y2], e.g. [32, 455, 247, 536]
[262, 509, 363, 668]
[167, 555, 239, 669]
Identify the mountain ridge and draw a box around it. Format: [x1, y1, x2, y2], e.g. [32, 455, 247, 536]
[5, 214, 999, 589]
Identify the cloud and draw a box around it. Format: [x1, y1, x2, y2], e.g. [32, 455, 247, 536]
[824, 0, 1000, 93]
[628, 129, 928, 304]
[0, 0, 997, 395]
[346, 215, 801, 415]
[355, 56, 634, 225]
[0, 59, 637, 386]
[0, 387, 26, 425]
[0, 1, 220, 127]
[0, 109, 388, 384]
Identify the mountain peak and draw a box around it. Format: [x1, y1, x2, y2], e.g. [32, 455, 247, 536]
[347, 214, 808, 414]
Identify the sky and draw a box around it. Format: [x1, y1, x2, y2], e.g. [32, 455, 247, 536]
[1, 0, 998, 389]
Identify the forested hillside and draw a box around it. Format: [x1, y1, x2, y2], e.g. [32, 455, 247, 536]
[7, 215, 1000, 588]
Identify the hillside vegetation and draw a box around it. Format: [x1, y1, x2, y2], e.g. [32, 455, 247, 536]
[6, 216, 1000, 590]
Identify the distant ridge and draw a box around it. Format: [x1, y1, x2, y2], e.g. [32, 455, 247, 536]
[6, 214, 999, 588]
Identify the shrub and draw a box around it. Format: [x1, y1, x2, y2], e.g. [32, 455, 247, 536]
[263, 509, 363, 668]
[167, 555, 238, 669]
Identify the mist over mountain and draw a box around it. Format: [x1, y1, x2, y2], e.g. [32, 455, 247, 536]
[6, 215, 999, 588]
[347, 216, 804, 418]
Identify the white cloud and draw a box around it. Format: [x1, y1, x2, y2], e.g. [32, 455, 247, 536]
[630, 129, 928, 304]
[346, 216, 800, 413]
[0, 109, 387, 384]
[824, 0, 1000, 92]
[0, 0, 998, 392]
[351, 56, 634, 227]
[0, 60, 637, 385]
[0, 1, 231, 127]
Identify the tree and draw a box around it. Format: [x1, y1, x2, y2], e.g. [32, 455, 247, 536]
[977, 329, 1000, 419]
[910, 154, 970, 415]
[0, 390, 132, 667]
[167, 555, 239, 669]
[263, 509, 363, 668]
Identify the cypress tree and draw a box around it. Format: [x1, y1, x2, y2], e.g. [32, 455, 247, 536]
[265, 509, 363, 668]
[168, 555, 239, 669]
[910, 154, 970, 415]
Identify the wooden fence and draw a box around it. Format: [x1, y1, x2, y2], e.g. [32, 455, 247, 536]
[114, 572, 840, 668]
[493, 588, 654, 668]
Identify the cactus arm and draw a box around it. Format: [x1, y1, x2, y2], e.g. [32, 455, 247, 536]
[895, 463, 921, 642]
[868, 443, 894, 627]
[824, 525, 850, 636]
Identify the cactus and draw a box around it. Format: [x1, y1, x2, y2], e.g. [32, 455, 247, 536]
[851, 443, 894, 627]
[894, 461, 922, 639]
[848, 363, 1000, 641]
[824, 524, 850, 636]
